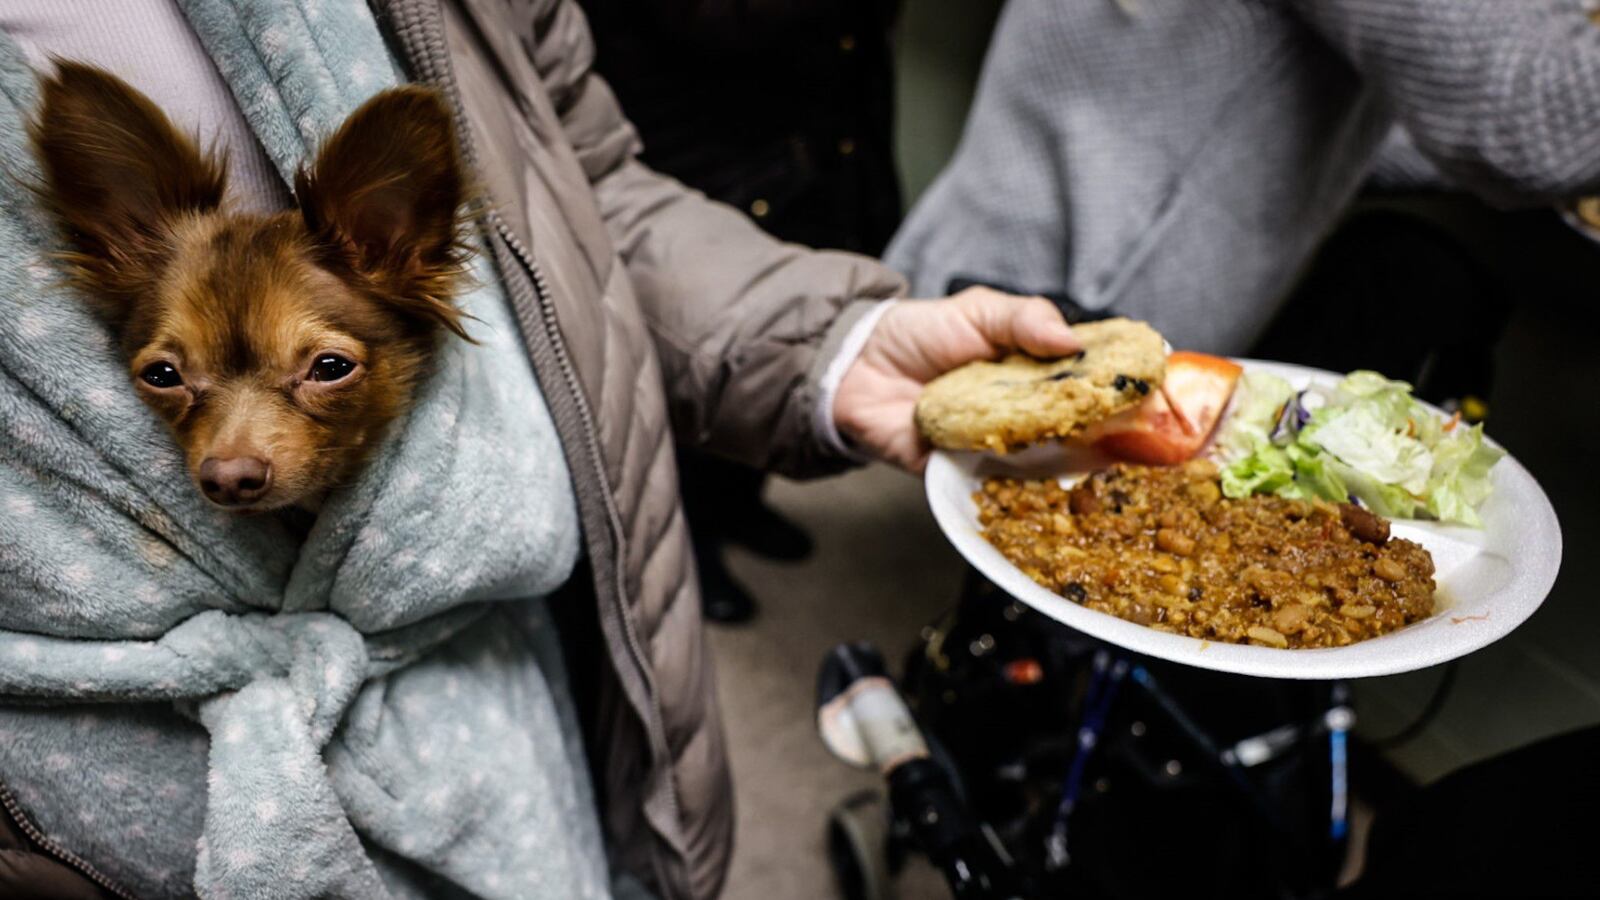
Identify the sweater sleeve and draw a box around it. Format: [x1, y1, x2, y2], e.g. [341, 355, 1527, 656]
[1290, 0, 1600, 204]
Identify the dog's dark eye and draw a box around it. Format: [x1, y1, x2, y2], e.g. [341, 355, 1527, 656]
[308, 354, 357, 383]
[139, 362, 183, 389]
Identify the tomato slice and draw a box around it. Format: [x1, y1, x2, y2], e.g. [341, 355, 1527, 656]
[1083, 351, 1243, 465]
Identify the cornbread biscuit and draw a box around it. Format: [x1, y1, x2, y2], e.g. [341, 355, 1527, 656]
[914, 318, 1167, 452]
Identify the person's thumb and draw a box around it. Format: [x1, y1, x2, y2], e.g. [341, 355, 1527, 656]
[1012, 297, 1083, 357]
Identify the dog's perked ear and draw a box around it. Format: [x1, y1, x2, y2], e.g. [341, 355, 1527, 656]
[296, 86, 472, 340]
[28, 61, 227, 320]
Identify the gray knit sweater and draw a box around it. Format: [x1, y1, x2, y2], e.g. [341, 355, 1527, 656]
[887, 0, 1600, 353]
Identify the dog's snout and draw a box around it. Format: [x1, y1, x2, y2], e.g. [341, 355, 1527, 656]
[198, 456, 273, 506]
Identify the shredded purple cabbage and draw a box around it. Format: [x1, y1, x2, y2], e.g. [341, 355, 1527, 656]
[1294, 390, 1313, 428]
[1269, 390, 1313, 445]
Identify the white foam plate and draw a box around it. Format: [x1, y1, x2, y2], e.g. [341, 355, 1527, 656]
[924, 359, 1563, 679]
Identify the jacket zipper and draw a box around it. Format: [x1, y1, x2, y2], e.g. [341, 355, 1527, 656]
[486, 216, 687, 832]
[381, 0, 687, 875]
[0, 778, 139, 900]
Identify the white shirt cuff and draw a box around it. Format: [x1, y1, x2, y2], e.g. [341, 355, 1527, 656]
[813, 299, 897, 461]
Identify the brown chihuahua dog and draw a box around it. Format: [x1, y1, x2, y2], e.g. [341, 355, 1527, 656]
[29, 62, 471, 511]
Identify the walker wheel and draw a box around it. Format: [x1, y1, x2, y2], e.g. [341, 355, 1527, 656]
[827, 789, 896, 900]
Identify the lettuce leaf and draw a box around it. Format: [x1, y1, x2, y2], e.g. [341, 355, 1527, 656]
[1285, 443, 1348, 503]
[1213, 372, 1295, 464]
[1300, 402, 1433, 495]
[1221, 444, 1296, 498]
[1327, 459, 1418, 519]
[1222, 441, 1349, 504]
[1209, 368, 1500, 527]
[1423, 423, 1504, 527]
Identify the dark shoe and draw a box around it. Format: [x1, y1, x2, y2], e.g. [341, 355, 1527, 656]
[697, 544, 758, 624]
[725, 501, 814, 561]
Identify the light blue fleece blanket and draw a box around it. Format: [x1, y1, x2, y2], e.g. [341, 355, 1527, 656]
[0, 1, 611, 897]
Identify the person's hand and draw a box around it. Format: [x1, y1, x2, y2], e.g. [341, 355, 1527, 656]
[833, 287, 1083, 472]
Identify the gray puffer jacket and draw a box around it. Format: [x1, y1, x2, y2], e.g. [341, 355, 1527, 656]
[0, 1, 904, 898]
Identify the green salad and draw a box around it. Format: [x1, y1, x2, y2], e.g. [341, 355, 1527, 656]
[1212, 370, 1502, 527]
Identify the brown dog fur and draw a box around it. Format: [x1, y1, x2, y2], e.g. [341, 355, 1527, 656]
[29, 61, 472, 510]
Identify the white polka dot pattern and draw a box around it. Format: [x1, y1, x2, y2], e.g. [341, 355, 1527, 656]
[0, 0, 601, 896]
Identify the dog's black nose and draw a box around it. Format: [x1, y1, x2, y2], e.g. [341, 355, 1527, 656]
[199, 456, 273, 506]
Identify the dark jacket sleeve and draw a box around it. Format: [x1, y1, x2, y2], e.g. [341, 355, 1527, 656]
[517, 0, 907, 475]
[1290, 0, 1600, 204]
